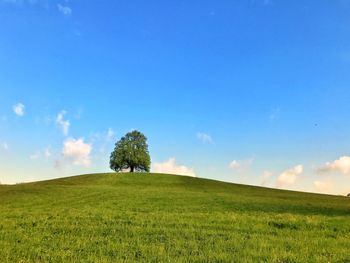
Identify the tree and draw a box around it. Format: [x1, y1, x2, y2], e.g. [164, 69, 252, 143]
[110, 130, 151, 173]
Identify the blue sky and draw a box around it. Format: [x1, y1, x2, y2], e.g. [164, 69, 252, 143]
[1, 0, 350, 195]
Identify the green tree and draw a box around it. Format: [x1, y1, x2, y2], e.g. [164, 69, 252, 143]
[110, 130, 151, 172]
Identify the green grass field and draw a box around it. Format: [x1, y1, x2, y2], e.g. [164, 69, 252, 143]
[0, 173, 349, 262]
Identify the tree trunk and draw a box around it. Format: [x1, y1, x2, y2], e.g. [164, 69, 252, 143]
[130, 166, 134, 172]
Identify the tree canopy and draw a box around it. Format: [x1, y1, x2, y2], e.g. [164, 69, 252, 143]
[109, 130, 151, 173]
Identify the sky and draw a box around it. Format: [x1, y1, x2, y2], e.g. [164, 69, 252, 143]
[1, 0, 350, 195]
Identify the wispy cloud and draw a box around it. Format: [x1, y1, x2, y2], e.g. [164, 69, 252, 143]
[152, 158, 196, 177]
[1, 0, 25, 5]
[29, 146, 51, 161]
[1, 0, 47, 7]
[90, 128, 115, 142]
[29, 151, 40, 160]
[269, 107, 280, 121]
[197, 132, 213, 144]
[1, 142, 9, 151]
[276, 165, 303, 188]
[317, 156, 350, 175]
[314, 180, 333, 193]
[62, 138, 92, 167]
[56, 111, 70, 136]
[44, 146, 51, 159]
[57, 3, 72, 16]
[107, 128, 115, 141]
[251, 0, 273, 6]
[261, 170, 272, 186]
[13, 103, 25, 116]
[2, 0, 70, 15]
[89, 128, 116, 155]
[229, 158, 254, 172]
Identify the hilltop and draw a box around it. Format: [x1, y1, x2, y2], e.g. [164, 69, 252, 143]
[0, 173, 349, 262]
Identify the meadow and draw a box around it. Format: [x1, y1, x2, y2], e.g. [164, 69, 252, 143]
[0, 173, 349, 262]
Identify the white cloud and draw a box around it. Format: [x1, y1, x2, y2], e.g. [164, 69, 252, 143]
[152, 158, 196, 177]
[197, 132, 213, 144]
[56, 111, 70, 136]
[13, 103, 25, 116]
[63, 138, 92, 167]
[261, 170, 272, 186]
[57, 4, 71, 15]
[317, 156, 350, 175]
[229, 158, 254, 171]
[276, 165, 303, 188]
[314, 180, 333, 193]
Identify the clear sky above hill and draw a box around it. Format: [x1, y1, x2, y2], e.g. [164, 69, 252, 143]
[1, 0, 350, 195]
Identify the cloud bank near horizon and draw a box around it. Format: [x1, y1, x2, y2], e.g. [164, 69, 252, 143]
[152, 158, 196, 177]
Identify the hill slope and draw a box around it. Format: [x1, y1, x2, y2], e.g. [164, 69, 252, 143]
[0, 173, 349, 262]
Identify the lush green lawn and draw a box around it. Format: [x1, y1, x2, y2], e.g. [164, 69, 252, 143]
[0, 173, 349, 262]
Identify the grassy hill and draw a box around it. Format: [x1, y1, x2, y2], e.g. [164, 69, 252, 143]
[0, 173, 349, 262]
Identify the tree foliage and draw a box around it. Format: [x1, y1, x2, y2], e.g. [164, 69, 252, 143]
[110, 130, 151, 172]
